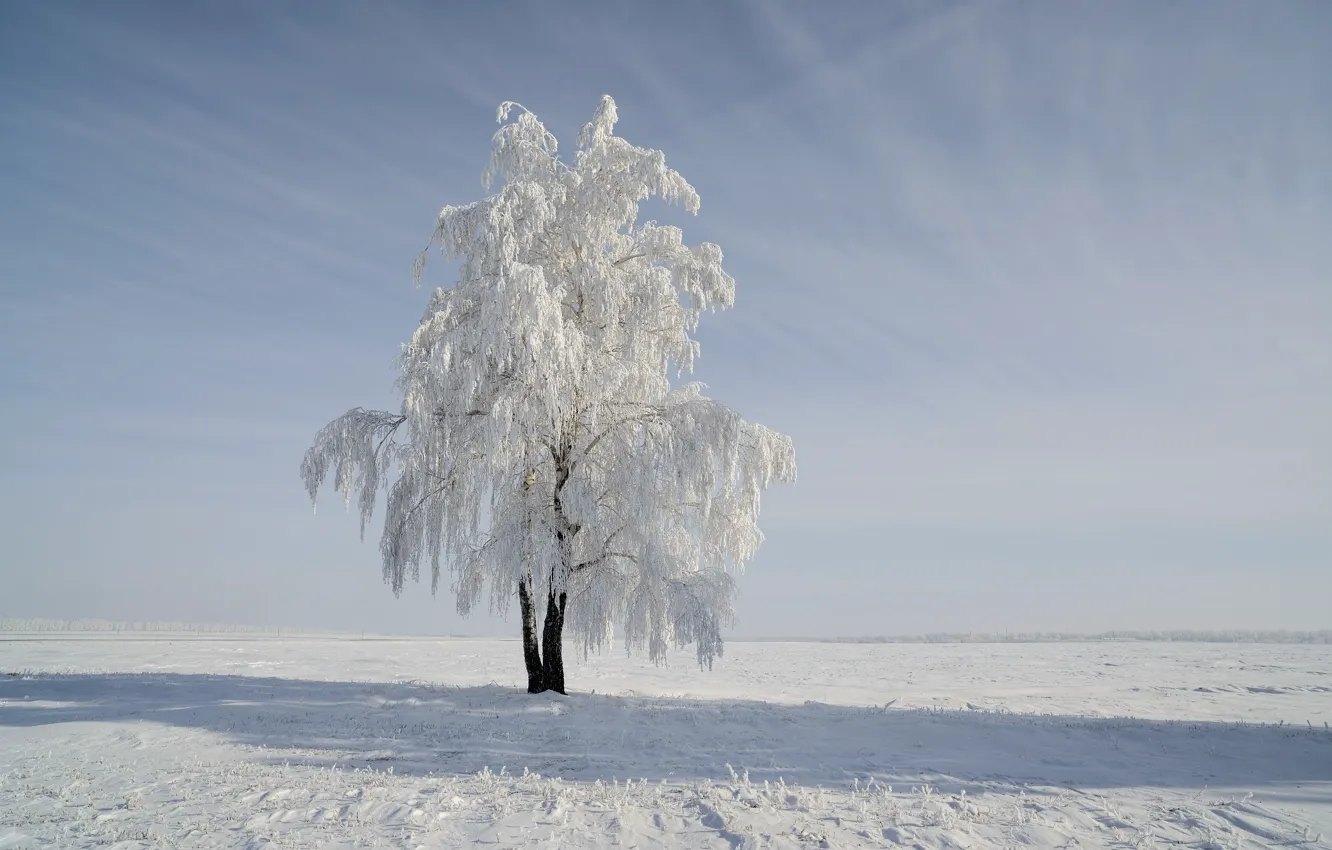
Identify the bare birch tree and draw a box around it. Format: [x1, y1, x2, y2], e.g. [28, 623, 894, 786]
[301, 97, 795, 692]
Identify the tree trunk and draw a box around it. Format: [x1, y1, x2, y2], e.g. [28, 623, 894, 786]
[518, 576, 545, 693]
[541, 443, 574, 694]
[540, 589, 568, 694]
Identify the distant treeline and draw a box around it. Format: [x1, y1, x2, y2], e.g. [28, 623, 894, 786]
[4, 620, 1328, 644]
[814, 630, 1332, 645]
[0, 619, 309, 634]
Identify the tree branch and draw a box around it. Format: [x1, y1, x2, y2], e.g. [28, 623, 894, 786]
[571, 551, 638, 573]
[575, 409, 663, 468]
[374, 415, 408, 458]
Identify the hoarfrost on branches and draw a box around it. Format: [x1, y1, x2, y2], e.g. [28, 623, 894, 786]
[302, 96, 795, 671]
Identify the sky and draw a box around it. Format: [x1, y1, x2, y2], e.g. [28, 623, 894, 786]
[2, 1, 1329, 639]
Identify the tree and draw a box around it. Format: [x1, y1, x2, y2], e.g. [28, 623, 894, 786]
[301, 96, 795, 693]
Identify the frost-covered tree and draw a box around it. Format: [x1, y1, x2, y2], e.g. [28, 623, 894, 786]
[301, 97, 795, 693]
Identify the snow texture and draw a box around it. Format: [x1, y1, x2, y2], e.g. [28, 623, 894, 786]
[301, 97, 795, 668]
[2, 637, 1329, 848]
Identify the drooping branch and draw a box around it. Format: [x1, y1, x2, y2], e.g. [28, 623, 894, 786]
[300, 408, 407, 538]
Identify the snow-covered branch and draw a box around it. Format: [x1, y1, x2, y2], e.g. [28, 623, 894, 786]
[300, 408, 407, 539]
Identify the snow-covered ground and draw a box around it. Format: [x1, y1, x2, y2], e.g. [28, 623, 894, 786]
[1, 637, 1328, 848]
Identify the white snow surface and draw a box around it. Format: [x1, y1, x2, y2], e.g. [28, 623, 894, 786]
[1, 637, 1328, 848]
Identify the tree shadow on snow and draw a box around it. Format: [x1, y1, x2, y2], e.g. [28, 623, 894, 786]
[2, 672, 1328, 796]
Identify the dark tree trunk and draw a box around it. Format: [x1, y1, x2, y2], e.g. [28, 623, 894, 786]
[540, 589, 568, 694]
[518, 576, 545, 693]
[542, 444, 573, 695]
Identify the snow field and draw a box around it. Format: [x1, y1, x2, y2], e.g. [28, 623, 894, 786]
[2, 638, 1329, 848]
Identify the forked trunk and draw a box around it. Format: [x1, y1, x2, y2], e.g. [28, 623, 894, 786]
[518, 576, 545, 693]
[540, 589, 568, 694]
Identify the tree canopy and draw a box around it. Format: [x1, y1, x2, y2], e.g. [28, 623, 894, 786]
[302, 96, 795, 675]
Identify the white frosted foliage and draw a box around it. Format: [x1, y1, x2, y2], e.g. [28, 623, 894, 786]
[302, 97, 795, 667]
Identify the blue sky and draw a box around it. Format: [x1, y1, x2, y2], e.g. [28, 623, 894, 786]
[2, 1, 1329, 637]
